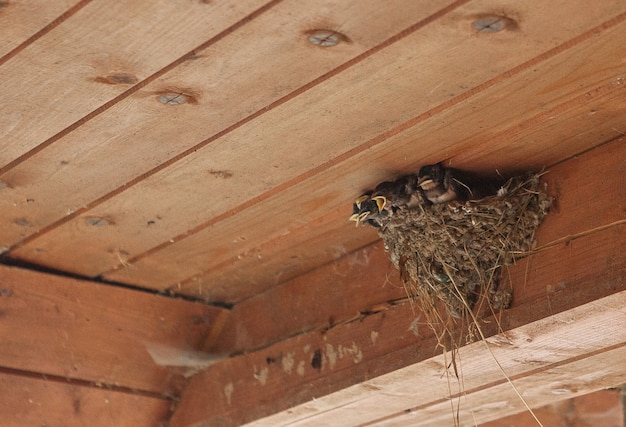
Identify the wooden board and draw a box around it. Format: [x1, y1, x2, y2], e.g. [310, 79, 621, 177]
[248, 331, 626, 427]
[1, 0, 624, 304]
[0, 0, 455, 258]
[175, 133, 626, 357]
[208, 242, 407, 354]
[0, 265, 228, 394]
[0, 0, 78, 59]
[0, 0, 268, 163]
[170, 282, 626, 426]
[100, 4, 626, 298]
[0, 371, 170, 427]
[169, 137, 626, 425]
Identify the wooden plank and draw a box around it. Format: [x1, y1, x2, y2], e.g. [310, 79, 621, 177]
[0, 372, 170, 427]
[0, 0, 78, 59]
[333, 346, 626, 427]
[208, 135, 626, 354]
[5, 1, 625, 289]
[93, 2, 626, 298]
[105, 98, 625, 307]
[248, 345, 626, 427]
[172, 138, 626, 424]
[0, 0, 456, 255]
[0, 0, 269, 164]
[0, 265, 229, 394]
[479, 389, 624, 427]
[209, 243, 407, 354]
[170, 260, 626, 427]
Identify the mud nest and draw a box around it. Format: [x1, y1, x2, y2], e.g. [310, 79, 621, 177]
[379, 172, 552, 319]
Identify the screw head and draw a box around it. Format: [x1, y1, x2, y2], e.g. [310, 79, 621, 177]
[307, 30, 344, 47]
[472, 16, 516, 33]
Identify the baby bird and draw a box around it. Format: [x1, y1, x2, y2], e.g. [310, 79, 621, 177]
[417, 163, 466, 204]
[371, 175, 424, 215]
[417, 163, 503, 204]
[349, 192, 387, 228]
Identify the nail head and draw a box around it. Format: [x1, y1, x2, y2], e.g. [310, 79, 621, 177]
[307, 30, 344, 47]
[472, 16, 514, 33]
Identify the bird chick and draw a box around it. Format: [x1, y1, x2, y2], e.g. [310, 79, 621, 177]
[417, 163, 503, 204]
[349, 192, 387, 228]
[371, 175, 424, 215]
[417, 163, 464, 204]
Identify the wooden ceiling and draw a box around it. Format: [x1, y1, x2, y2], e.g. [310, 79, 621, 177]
[1, 0, 626, 426]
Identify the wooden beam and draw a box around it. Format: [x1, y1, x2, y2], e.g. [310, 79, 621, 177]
[0, 0, 77, 58]
[209, 135, 626, 355]
[171, 277, 626, 426]
[0, 266, 229, 395]
[169, 137, 625, 425]
[0, 0, 268, 162]
[99, 3, 626, 301]
[208, 242, 407, 354]
[0, 371, 170, 427]
[171, 223, 626, 425]
[5, 0, 625, 299]
[243, 293, 626, 427]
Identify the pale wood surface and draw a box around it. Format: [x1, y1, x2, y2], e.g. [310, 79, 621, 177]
[1, 0, 455, 269]
[0, 0, 622, 306]
[103, 3, 626, 299]
[240, 292, 626, 427]
[0, 372, 171, 427]
[169, 137, 625, 424]
[0, 0, 78, 58]
[1, 1, 626, 425]
[0, 0, 267, 163]
[0, 265, 228, 394]
[208, 135, 626, 354]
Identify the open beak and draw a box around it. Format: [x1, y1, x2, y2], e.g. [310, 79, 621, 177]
[417, 178, 434, 188]
[354, 195, 369, 209]
[371, 196, 387, 213]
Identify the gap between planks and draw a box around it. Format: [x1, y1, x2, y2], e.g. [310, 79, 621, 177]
[4, 2, 621, 288]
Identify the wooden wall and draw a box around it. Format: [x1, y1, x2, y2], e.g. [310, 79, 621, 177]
[1, 0, 625, 425]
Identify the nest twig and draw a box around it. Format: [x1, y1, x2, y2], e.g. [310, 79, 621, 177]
[379, 172, 552, 328]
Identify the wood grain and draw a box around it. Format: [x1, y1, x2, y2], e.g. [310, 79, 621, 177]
[0, 0, 268, 164]
[183, 81, 626, 303]
[0, 0, 455, 256]
[0, 265, 228, 394]
[0, 0, 79, 59]
[104, 41, 626, 304]
[2, 2, 625, 426]
[170, 267, 626, 426]
[209, 242, 407, 354]
[11, 2, 625, 294]
[207, 136, 626, 354]
[0, 372, 170, 427]
[169, 134, 626, 425]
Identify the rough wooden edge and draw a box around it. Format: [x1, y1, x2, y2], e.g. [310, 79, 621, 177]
[170, 136, 626, 426]
[243, 291, 626, 426]
[170, 221, 625, 426]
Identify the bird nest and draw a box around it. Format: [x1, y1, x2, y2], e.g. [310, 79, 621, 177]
[378, 172, 551, 321]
